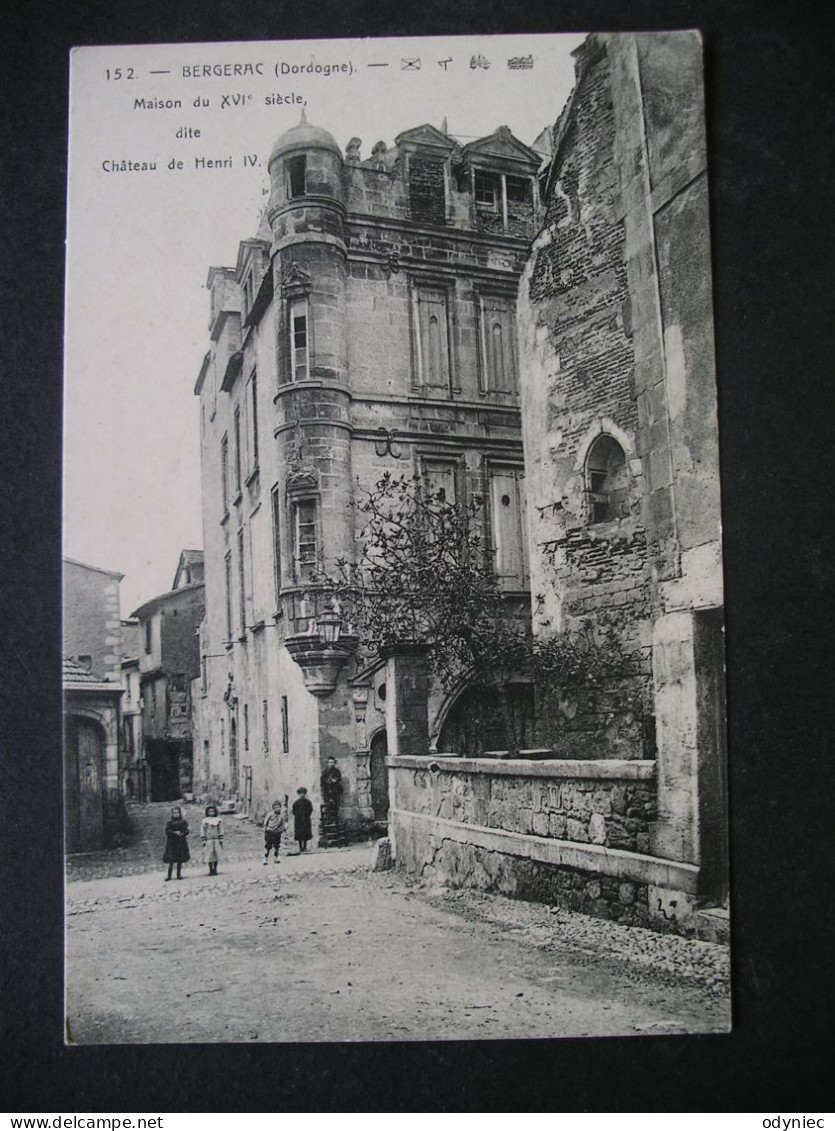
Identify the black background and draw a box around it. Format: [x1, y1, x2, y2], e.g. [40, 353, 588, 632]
[1, 0, 833, 1113]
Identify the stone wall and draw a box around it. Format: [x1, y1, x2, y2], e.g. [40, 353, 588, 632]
[389, 755, 701, 934]
[398, 758, 655, 852]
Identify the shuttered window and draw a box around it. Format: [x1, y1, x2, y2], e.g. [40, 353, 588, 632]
[422, 458, 458, 505]
[489, 466, 529, 589]
[414, 287, 451, 392]
[293, 499, 318, 581]
[290, 298, 309, 381]
[479, 295, 518, 394]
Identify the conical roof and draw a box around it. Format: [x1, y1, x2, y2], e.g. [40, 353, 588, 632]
[269, 112, 341, 164]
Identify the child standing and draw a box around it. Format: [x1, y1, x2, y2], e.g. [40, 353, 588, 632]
[163, 806, 190, 881]
[291, 787, 313, 853]
[263, 800, 285, 864]
[200, 805, 224, 876]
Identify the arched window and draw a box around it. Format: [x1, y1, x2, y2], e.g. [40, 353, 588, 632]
[585, 434, 629, 523]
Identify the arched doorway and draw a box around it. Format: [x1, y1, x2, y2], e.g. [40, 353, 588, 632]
[64, 715, 106, 852]
[437, 683, 535, 757]
[369, 729, 389, 821]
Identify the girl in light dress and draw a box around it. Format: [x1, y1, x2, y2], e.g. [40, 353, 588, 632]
[200, 804, 224, 875]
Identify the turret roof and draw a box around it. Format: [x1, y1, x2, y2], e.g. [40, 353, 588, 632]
[269, 112, 341, 164]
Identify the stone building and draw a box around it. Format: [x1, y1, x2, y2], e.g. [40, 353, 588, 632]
[64, 658, 123, 851]
[63, 558, 126, 850]
[120, 619, 145, 801]
[63, 558, 124, 683]
[131, 550, 205, 801]
[194, 115, 542, 834]
[389, 32, 728, 936]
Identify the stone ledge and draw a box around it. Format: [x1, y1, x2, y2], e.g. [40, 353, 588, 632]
[388, 755, 656, 780]
[390, 807, 698, 892]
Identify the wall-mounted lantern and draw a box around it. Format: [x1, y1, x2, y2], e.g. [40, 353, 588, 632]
[285, 596, 358, 697]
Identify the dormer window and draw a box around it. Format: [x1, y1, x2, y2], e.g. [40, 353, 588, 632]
[286, 155, 307, 198]
[474, 172, 499, 211]
[506, 176, 531, 204]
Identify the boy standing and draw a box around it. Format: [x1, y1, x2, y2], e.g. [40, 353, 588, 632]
[263, 800, 285, 864]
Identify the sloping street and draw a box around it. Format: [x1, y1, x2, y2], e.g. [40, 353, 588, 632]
[65, 804, 730, 1044]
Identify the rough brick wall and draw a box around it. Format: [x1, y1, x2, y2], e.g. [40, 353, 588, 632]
[518, 40, 653, 758]
[408, 157, 446, 226]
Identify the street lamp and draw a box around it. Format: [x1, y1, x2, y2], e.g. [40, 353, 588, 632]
[317, 608, 342, 645]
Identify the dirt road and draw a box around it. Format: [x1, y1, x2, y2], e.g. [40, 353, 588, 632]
[66, 816, 730, 1043]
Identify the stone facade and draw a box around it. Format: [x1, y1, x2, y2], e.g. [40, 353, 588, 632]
[131, 552, 205, 801]
[194, 117, 542, 833]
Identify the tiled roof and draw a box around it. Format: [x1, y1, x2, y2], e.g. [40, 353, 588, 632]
[63, 656, 104, 685]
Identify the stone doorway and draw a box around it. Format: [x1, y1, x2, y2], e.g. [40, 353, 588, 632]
[64, 715, 105, 852]
[146, 739, 181, 802]
[369, 729, 390, 821]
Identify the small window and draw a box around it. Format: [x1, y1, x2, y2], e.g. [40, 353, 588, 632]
[586, 435, 629, 523]
[144, 620, 152, 654]
[243, 703, 249, 751]
[78, 654, 92, 670]
[233, 408, 242, 496]
[224, 552, 233, 641]
[293, 499, 318, 581]
[290, 298, 309, 381]
[286, 155, 307, 198]
[281, 696, 289, 754]
[271, 485, 282, 602]
[249, 371, 259, 471]
[262, 699, 270, 753]
[237, 528, 247, 633]
[220, 433, 229, 513]
[474, 172, 499, 210]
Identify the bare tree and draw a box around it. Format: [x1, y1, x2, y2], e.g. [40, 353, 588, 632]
[321, 472, 627, 756]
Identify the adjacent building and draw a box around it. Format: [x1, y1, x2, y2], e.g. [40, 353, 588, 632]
[131, 550, 205, 801]
[194, 116, 542, 832]
[120, 628, 145, 800]
[63, 559, 126, 851]
[63, 558, 125, 682]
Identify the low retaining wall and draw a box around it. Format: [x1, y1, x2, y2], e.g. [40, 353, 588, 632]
[389, 756, 700, 935]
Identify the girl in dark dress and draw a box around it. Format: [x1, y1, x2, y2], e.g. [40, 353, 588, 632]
[291, 787, 313, 852]
[163, 806, 190, 880]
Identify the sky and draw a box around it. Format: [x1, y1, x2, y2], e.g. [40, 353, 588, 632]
[64, 32, 585, 614]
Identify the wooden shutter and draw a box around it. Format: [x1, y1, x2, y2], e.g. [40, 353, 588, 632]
[480, 295, 517, 394]
[417, 288, 450, 391]
[490, 467, 529, 588]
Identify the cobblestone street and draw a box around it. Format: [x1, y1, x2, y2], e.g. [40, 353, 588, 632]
[64, 803, 730, 1043]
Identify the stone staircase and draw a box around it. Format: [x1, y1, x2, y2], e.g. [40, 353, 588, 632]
[318, 803, 347, 848]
